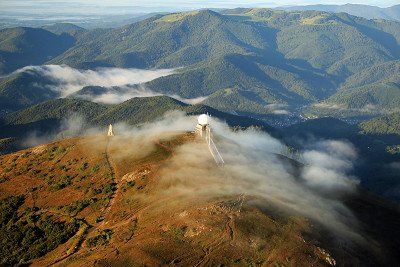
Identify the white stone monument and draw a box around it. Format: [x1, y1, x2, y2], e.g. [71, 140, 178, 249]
[107, 124, 115, 137]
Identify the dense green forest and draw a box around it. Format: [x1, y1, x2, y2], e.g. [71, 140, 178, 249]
[1, 8, 400, 116]
[0, 96, 274, 140]
[360, 113, 400, 135]
[0, 27, 75, 74]
[0, 196, 79, 265]
[322, 60, 400, 110]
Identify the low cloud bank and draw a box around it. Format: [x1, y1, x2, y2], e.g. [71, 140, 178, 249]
[21, 114, 86, 148]
[100, 112, 360, 239]
[16, 65, 207, 104]
[302, 140, 359, 193]
[155, 116, 360, 239]
[19, 65, 175, 96]
[266, 103, 291, 115]
[22, 111, 360, 240]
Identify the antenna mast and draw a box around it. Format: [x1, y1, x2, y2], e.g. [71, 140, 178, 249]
[195, 114, 224, 166]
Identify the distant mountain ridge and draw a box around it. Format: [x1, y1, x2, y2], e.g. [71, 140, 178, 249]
[0, 27, 75, 74]
[0, 96, 275, 141]
[322, 60, 400, 110]
[42, 23, 86, 36]
[0, 8, 400, 116]
[280, 4, 400, 21]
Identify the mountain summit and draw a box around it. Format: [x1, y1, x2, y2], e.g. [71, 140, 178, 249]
[1, 129, 399, 266]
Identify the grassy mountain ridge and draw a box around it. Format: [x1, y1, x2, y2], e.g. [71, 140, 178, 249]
[280, 4, 400, 21]
[0, 129, 399, 265]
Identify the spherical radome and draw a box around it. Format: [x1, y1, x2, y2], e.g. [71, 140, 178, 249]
[198, 114, 208, 125]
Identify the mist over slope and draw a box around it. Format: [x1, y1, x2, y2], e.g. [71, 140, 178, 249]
[282, 117, 400, 202]
[0, 96, 276, 151]
[1, 8, 400, 203]
[17, 65, 176, 98]
[1, 113, 399, 265]
[0, 65, 178, 112]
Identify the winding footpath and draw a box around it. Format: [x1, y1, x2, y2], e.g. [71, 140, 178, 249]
[47, 137, 119, 266]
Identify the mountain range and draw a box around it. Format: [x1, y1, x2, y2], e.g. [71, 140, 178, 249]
[0, 8, 400, 200]
[1, 7, 400, 265]
[0, 9, 399, 118]
[281, 4, 400, 21]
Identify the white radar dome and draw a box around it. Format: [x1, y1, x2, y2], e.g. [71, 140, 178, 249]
[198, 114, 209, 125]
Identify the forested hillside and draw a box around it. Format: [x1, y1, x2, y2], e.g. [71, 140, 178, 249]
[323, 60, 400, 110]
[50, 9, 400, 113]
[0, 71, 58, 112]
[1, 9, 400, 116]
[0, 27, 75, 74]
[360, 113, 400, 135]
[0, 96, 273, 141]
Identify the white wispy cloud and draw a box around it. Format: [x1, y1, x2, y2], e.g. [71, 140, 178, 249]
[16, 65, 208, 104]
[18, 65, 175, 96]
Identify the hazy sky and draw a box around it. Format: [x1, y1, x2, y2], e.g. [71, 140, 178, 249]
[0, 0, 398, 15]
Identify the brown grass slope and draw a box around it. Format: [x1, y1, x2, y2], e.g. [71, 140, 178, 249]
[0, 132, 399, 266]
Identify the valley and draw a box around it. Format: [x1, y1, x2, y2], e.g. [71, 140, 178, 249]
[1, 8, 400, 118]
[1, 4, 400, 266]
